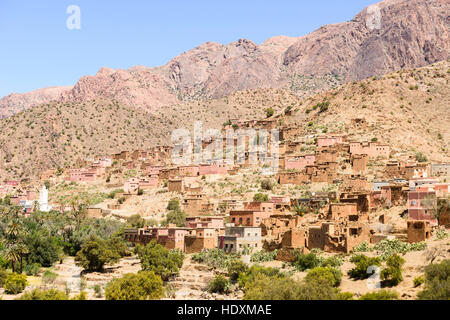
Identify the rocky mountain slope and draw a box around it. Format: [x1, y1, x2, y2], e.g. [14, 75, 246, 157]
[1, 0, 448, 118]
[0, 60, 448, 181]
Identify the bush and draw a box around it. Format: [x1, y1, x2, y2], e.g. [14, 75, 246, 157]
[17, 288, 68, 300]
[265, 107, 274, 118]
[381, 254, 405, 286]
[260, 179, 274, 191]
[359, 290, 399, 300]
[105, 271, 165, 300]
[238, 265, 287, 289]
[127, 214, 146, 228]
[94, 284, 103, 298]
[192, 249, 240, 270]
[251, 250, 277, 263]
[0, 268, 7, 287]
[305, 267, 342, 287]
[208, 275, 231, 294]
[135, 242, 184, 281]
[42, 270, 58, 285]
[75, 235, 121, 271]
[167, 198, 180, 211]
[227, 260, 248, 281]
[71, 291, 88, 300]
[24, 263, 41, 276]
[415, 152, 428, 163]
[417, 259, 450, 300]
[253, 193, 269, 202]
[413, 275, 425, 288]
[292, 252, 323, 271]
[348, 255, 381, 280]
[4, 273, 27, 294]
[164, 210, 186, 227]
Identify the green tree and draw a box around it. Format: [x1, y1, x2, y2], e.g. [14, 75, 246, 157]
[265, 107, 275, 118]
[305, 267, 342, 287]
[167, 198, 180, 211]
[75, 236, 120, 271]
[135, 242, 184, 281]
[228, 260, 248, 281]
[105, 271, 165, 300]
[348, 255, 381, 280]
[208, 275, 231, 294]
[164, 210, 186, 227]
[417, 259, 450, 300]
[253, 193, 269, 202]
[381, 254, 405, 286]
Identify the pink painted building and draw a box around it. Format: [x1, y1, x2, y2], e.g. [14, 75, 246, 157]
[349, 142, 390, 158]
[285, 155, 315, 171]
[67, 168, 103, 182]
[199, 163, 228, 175]
[124, 178, 140, 194]
[408, 191, 438, 225]
[185, 216, 225, 229]
[145, 166, 164, 176]
[139, 175, 159, 189]
[178, 165, 200, 177]
[318, 135, 346, 148]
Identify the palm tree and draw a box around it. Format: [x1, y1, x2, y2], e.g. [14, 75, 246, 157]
[4, 245, 21, 273]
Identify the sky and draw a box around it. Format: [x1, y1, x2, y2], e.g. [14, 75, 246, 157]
[0, 0, 377, 98]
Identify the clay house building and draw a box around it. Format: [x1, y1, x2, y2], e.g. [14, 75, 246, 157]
[219, 226, 262, 254]
[343, 175, 370, 192]
[124, 178, 140, 194]
[308, 221, 371, 253]
[315, 148, 338, 164]
[409, 177, 440, 191]
[168, 179, 183, 193]
[270, 196, 291, 213]
[145, 165, 164, 176]
[349, 141, 390, 159]
[277, 170, 310, 185]
[340, 192, 372, 213]
[178, 165, 200, 177]
[326, 203, 359, 221]
[87, 207, 109, 218]
[113, 151, 130, 161]
[159, 167, 180, 180]
[67, 168, 103, 182]
[185, 216, 224, 229]
[139, 176, 159, 189]
[352, 154, 368, 173]
[124, 226, 190, 251]
[217, 199, 244, 214]
[182, 193, 214, 216]
[407, 220, 432, 243]
[317, 135, 346, 148]
[40, 169, 56, 181]
[198, 163, 228, 176]
[229, 207, 273, 227]
[123, 160, 136, 170]
[184, 228, 218, 253]
[431, 163, 450, 178]
[260, 215, 304, 251]
[285, 155, 315, 171]
[408, 190, 438, 225]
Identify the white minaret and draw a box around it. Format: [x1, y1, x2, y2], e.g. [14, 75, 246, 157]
[39, 185, 52, 212]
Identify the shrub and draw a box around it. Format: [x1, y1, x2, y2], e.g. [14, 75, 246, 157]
[260, 179, 274, 191]
[192, 249, 240, 270]
[17, 288, 68, 300]
[413, 275, 425, 288]
[415, 152, 428, 163]
[71, 291, 88, 300]
[227, 260, 248, 281]
[251, 250, 277, 263]
[42, 270, 58, 285]
[208, 275, 231, 294]
[127, 214, 146, 228]
[24, 263, 41, 276]
[417, 259, 450, 300]
[0, 268, 7, 287]
[75, 235, 121, 271]
[381, 254, 405, 286]
[105, 271, 165, 300]
[167, 198, 180, 211]
[94, 284, 103, 298]
[292, 252, 323, 271]
[359, 290, 399, 300]
[348, 255, 381, 280]
[305, 267, 342, 287]
[4, 273, 27, 294]
[135, 242, 184, 281]
[265, 107, 274, 118]
[238, 265, 287, 289]
[164, 209, 186, 227]
[253, 193, 269, 202]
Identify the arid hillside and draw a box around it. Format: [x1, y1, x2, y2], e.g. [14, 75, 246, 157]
[0, 0, 448, 117]
[283, 60, 450, 162]
[0, 89, 301, 181]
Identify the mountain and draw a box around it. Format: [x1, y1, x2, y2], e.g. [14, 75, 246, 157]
[0, 60, 448, 181]
[0, 0, 448, 118]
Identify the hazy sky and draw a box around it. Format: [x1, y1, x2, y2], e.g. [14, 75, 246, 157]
[0, 0, 376, 98]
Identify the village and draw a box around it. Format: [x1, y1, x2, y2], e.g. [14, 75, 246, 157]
[2, 114, 449, 262]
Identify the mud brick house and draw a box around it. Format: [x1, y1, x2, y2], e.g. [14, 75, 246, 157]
[317, 135, 346, 148]
[184, 228, 218, 253]
[185, 216, 224, 229]
[277, 170, 310, 185]
[285, 155, 315, 171]
[229, 209, 272, 227]
[182, 193, 214, 216]
[315, 148, 338, 164]
[260, 215, 304, 251]
[327, 203, 358, 221]
[309, 165, 337, 184]
[219, 226, 262, 253]
[408, 191, 438, 225]
[67, 168, 103, 182]
[131, 150, 147, 161]
[159, 168, 180, 180]
[178, 165, 200, 177]
[217, 199, 244, 214]
[40, 169, 56, 181]
[124, 178, 140, 194]
[431, 163, 450, 178]
[139, 175, 159, 189]
[343, 175, 370, 192]
[352, 154, 368, 173]
[145, 165, 164, 176]
[168, 179, 183, 193]
[124, 226, 190, 251]
[285, 141, 304, 154]
[349, 141, 390, 159]
[87, 207, 109, 218]
[270, 196, 291, 213]
[308, 221, 371, 253]
[409, 177, 440, 191]
[340, 192, 372, 213]
[113, 151, 130, 161]
[198, 163, 228, 175]
[292, 195, 329, 215]
[407, 220, 431, 243]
